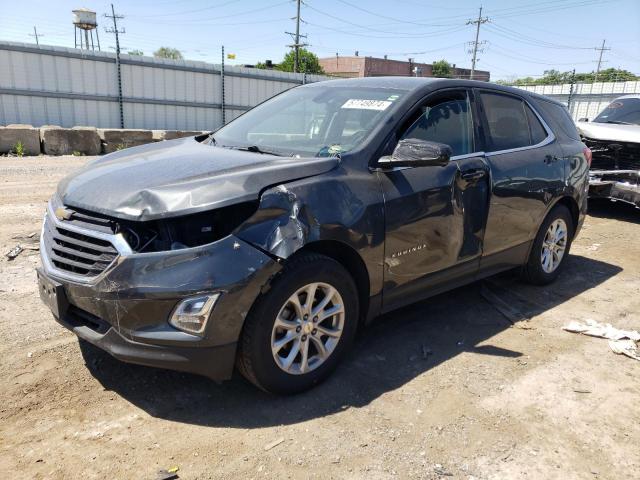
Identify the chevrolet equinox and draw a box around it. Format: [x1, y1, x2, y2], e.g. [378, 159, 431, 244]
[37, 78, 590, 394]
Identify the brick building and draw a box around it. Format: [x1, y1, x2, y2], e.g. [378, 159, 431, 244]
[319, 55, 490, 81]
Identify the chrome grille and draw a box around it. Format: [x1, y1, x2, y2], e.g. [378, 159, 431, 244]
[41, 200, 131, 282]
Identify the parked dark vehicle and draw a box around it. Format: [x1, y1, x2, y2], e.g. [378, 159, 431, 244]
[37, 78, 590, 394]
[577, 95, 640, 208]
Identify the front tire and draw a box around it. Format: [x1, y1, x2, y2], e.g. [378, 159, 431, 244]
[237, 253, 358, 394]
[522, 204, 573, 285]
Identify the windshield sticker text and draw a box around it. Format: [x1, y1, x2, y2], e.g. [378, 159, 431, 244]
[341, 99, 393, 111]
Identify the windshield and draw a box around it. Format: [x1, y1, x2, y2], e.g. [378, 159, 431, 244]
[213, 85, 407, 157]
[593, 98, 640, 125]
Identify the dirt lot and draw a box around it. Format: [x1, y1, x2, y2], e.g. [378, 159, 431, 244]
[0, 156, 638, 480]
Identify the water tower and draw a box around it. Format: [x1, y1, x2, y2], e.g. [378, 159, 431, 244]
[73, 8, 100, 51]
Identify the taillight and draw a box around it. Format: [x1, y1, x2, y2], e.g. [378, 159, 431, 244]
[583, 146, 592, 167]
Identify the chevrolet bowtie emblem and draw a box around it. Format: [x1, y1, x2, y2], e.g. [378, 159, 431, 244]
[54, 207, 74, 221]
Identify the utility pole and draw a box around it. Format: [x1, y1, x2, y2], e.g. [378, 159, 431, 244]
[466, 6, 489, 80]
[594, 39, 610, 82]
[29, 26, 43, 46]
[221, 45, 226, 126]
[567, 69, 576, 114]
[294, 0, 301, 72]
[105, 4, 125, 128]
[286, 0, 307, 73]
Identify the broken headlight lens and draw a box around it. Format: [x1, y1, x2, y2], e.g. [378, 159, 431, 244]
[169, 294, 220, 335]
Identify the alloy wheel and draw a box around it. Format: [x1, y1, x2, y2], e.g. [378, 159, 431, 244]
[541, 218, 568, 273]
[271, 282, 345, 375]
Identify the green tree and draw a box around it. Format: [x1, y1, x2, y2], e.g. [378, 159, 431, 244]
[153, 47, 183, 60]
[431, 59, 452, 78]
[497, 68, 638, 86]
[127, 49, 144, 56]
[276, 48, 324, 74]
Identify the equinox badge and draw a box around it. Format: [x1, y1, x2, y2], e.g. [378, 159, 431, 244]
[391, 243, 428, 258]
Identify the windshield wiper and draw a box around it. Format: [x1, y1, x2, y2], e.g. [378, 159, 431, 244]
[228, 145, 284, 156]
[604, 120, 632, 125]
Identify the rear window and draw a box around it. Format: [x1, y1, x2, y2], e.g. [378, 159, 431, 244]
[480, 92, 548, 151]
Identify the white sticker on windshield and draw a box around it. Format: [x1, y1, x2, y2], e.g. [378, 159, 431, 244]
[341, 99, 392, 111]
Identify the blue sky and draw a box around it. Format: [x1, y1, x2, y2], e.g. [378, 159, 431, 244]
[1, 0, 639, 80]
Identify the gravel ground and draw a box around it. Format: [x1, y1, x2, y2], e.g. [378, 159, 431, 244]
[0, 156, 638, 480]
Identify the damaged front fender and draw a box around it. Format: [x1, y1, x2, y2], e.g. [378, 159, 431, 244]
[234, 164, 386, 300]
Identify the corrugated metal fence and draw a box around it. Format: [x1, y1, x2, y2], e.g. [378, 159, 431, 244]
[516, 81, 640, 120]
[0, 41, 329, 130]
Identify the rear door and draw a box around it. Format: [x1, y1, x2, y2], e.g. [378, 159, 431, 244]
[476, 90, 565, 271]
[378, 88, 491, 312]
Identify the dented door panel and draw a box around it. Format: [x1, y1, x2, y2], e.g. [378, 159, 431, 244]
[377, 156, 489, 311]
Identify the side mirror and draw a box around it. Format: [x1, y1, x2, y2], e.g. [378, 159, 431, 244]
[378, 138, 452, 168]
[578, 117, 589, 122]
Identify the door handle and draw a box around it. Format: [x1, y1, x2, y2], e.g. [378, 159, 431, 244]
[544, 155, 560, 164]
[460, 169, 486, 181]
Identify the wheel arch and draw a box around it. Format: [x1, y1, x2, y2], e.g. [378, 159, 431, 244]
[295, 240, 371, 326]
[553, 195, 580, 235]
[525, 195, 580, 261]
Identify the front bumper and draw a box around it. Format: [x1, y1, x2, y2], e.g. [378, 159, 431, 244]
[37, 234, 281, 380]
[589, 170, 640, 208]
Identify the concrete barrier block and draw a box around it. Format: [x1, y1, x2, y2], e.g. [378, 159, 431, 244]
[153, 130, 206, 141]
[41, 126, 101, 156]
[0, 124, 41, 155]
[99, 129, 153, 153]
[164, 130, 206, 140]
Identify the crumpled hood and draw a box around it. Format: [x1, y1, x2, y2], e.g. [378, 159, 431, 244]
[577, 121, 640, 143]
[57, 136, 339, 221]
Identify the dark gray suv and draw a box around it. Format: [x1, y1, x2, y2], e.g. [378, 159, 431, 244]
[37, 78, 590, 393]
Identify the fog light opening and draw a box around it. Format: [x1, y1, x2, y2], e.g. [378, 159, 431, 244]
[169, 293, 220, 335]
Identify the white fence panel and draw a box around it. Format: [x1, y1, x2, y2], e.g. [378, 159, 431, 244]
[0, 41, 331, 130]
[516, 81, 640, 120]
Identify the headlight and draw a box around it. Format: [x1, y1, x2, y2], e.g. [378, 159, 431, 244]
[169, 294, 220, 335]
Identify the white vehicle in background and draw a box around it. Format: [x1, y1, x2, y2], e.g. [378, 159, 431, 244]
[577, 95, 640, 208]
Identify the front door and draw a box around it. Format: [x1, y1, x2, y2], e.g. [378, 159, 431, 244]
[378, 89, 490, 312]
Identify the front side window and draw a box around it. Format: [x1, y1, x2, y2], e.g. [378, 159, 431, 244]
[213, 85, 407, 157]
[480, 92, 534, 151]
[399, 92, 474, 156]
[593, 97, 640, 125]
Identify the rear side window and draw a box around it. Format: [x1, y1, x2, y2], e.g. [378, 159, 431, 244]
[525, 105, 547, 144]
[539, 101, 581, 141]
[480, 92, 548, 151]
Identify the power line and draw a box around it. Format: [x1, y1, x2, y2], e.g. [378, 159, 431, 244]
[334, 0, 463, 27]
[129, 1, 290, 25]
[490, 0, 616, 19]
[105, 4, 125, 128]
[487, 23, 594, 50]
[466, 6, 489, 80]
[489, 44, 596, 66]
[305, 3, 459, 34]
[305, 21, 467, 39]
[129, 0, 242, 18]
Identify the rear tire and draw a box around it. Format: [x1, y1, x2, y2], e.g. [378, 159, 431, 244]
[521, 204, 573, 285]
[237, 253, 358, 394]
